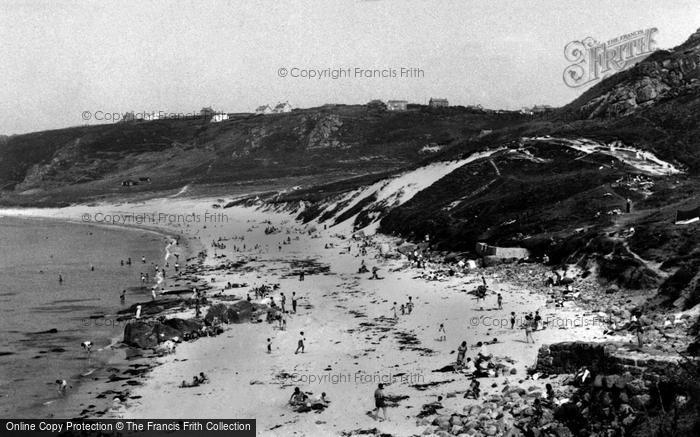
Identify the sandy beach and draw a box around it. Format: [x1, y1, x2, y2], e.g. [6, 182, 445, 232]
[1, 197, 631, 435]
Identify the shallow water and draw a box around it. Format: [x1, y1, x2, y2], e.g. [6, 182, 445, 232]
[0, 216, 169, 417]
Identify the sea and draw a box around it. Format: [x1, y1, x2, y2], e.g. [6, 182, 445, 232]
[0, 215, 170, 417]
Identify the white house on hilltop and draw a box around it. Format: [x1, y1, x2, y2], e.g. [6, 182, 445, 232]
[386, 100, 408, 111]
[211, 113, 229, 123]
[273, 101, 293, 113]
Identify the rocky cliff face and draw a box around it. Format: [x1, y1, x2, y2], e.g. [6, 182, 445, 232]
[567, 28, 700, 119]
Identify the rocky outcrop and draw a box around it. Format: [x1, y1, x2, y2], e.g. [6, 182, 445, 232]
[204, 300, 260, 324]
[123, 318, 203, 348]
[572, 28, 700, 119]
[305, 114, 344, 150]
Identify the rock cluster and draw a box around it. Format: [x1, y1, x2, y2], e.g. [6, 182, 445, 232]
[579, 28, 700, 119]
[417, 386, 570, 437]
[123, 318, 203, 348]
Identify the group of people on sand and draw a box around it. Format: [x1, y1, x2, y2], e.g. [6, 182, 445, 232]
[288, 387, 330, 412]
[179, 372, 209, 388]
[455, 339, 500, 379]
[391, 296, 415, 319]
[358, 259, 381, 280]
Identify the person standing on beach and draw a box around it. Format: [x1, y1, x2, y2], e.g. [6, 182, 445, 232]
[267, 338, 272, 353]
[299, 271, 305, 281]
[438, 323, 446, 342]
[294, 331, 306, 354]
[58, 274, 63, 284]
[280, 292, 286, 313]
[497, 293, 503, 310]
[373, 384, 387, 421]
[525, 317, 535, 343]
[457, 341, 467, 364]
[391, 302, 398, 319]
[407, 296, 414, 314]
[292, 292, 298, 314]
[534, 311, 542, 331]
[510, 312, 516, 329]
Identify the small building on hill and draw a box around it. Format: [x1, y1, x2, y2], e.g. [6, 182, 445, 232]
[532, 105, 554, 114]
[211, 113, 229, 123]
[273, 102, 293, 113]
[255, 105, 273, 115]
[386, 100, 408, 111]
[429, 98, 449, 108]
[200, 107, 216, 118]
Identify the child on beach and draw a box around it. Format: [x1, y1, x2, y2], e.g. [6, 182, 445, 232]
[497, 293, 503, 310]
[438, 324, 446, 342]
[510, 312, 516, 329]
[278, 314, 287, 330]
[294, 332, 306, 354]
[392, 302, 398, 319]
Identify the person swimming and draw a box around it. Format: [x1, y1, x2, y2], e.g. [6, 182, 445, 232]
[56, 379, 68, 395]
[81, 341, 93, 355]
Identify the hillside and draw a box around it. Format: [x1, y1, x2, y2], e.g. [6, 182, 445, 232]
[2, 30, 698, 310]
[232, 30, 700, 316]
[0, 105, 527, 206]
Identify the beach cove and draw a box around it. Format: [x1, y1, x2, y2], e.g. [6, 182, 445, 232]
[1, 197, 635, 435]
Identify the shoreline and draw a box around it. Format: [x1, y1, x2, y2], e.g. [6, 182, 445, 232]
[0, 212, 195, 419]
[3, 200, 691, 436]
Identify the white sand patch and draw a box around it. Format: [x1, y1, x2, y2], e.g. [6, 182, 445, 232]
[526, 137, 683, 176]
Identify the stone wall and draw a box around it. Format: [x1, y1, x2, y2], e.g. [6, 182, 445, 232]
[535, 342, 621, 374]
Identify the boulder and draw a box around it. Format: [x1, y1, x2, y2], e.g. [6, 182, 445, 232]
[163, 317, 203, 334]
[123, 321, 180, 348]
[205, 303, 230, 324]
[227, 300, 256, 323]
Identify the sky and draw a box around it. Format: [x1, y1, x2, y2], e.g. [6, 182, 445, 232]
[1, 0, 698, 134]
